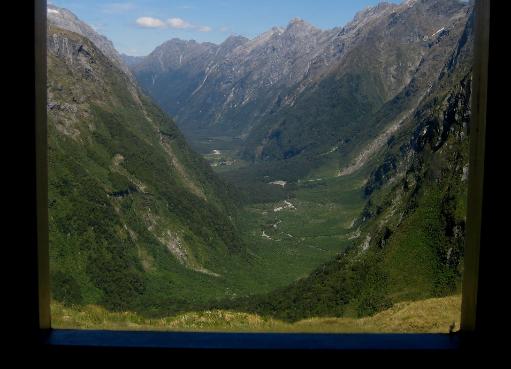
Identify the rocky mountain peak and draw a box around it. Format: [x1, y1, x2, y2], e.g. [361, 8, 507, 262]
[288, 17, 305, 25]
[271, 26, 286, 34]
[47, 4, 132, 78]
[132, 0, 472, 156]
[260, 26, 285, 38]
[352, 2, 395, 23]
[285, 17, 319, 34]
[223, 35, 249, 43]
[220, 35, 250, 50]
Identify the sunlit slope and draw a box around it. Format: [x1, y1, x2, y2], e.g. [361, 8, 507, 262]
[51, 295, 461, 333]
[133, 0, 471, 171]
[47, 26, 245, 312]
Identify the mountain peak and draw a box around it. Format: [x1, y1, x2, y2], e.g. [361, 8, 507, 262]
[47, 4, 132, 77]
[222, 34, 250, 45]
[287, 17, 312, 27]
[220, 35, 250, 51]
[289, 17, 305, 24]
[285, 18, 318, 33]
[271, 26, 285, 33]
[352, 2, 394, 23]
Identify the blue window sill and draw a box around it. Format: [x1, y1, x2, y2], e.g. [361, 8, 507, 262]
[41, 329, 462, 351]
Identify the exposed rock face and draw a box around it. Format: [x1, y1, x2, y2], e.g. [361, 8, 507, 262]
[132, 0, 472, 164]
[47, 4, 133, 79]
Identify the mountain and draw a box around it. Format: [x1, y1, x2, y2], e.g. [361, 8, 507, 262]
[48, 0, 474, 327]
[47, 8, 245, 312]
[120, 53, 145, 68]
[221, 4, 474, 321]
[47, 4, 132, 78]
[132, 0, 471, 172]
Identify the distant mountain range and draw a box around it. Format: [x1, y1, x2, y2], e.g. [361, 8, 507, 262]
[131, 0, 471, 169]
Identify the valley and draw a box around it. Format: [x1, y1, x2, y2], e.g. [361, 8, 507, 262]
[225, 166, 368, 291]
[181, 132, 372, 298]
[47, 0, 473, 332]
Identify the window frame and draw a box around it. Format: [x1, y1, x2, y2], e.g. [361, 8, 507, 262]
[32, 0, 491, 352]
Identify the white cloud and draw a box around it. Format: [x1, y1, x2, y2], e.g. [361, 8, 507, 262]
[136, 17, 166, 28]
[198, 26, 212, 33]
[135, 15, 211, 33]
[167, 17, 192, 29]
[219, 26, 230, 33]
[47, 9, 60, 15]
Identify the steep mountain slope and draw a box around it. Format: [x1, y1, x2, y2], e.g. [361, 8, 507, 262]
[223, 6, 474, 321]
[133, 0, 471, 170]
[246, 1, 471, 165]
[47, 22, 245, 312]
[133, 35, 249, 136]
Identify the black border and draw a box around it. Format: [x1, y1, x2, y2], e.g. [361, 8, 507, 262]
[17, 0, 502, 357]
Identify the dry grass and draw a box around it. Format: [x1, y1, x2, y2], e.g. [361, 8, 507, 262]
[52, 295, 461, 333]
[295, 295, 461, 333]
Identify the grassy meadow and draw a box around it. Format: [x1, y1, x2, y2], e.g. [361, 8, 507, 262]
[52, 295, 461, 333]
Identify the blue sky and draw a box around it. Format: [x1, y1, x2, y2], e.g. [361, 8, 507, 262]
[49, 0, 402, 56]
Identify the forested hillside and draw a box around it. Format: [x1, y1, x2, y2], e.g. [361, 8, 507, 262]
[220, 9, 474, 321]
[47, 25, 244, 312]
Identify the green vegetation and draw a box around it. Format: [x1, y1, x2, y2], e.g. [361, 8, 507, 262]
[52, 295, 462, 333]
[48, 26, 246, 313]
[220, 69, 471, 322]
[47, 2, 472, 332]
[48, 26, 372, 321]
[241, 71, 386, 162]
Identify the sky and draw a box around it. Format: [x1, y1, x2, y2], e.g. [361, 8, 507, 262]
[49, 0, 402, 56]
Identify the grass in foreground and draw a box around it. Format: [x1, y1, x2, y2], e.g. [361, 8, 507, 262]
[52, 295, 461, 333]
